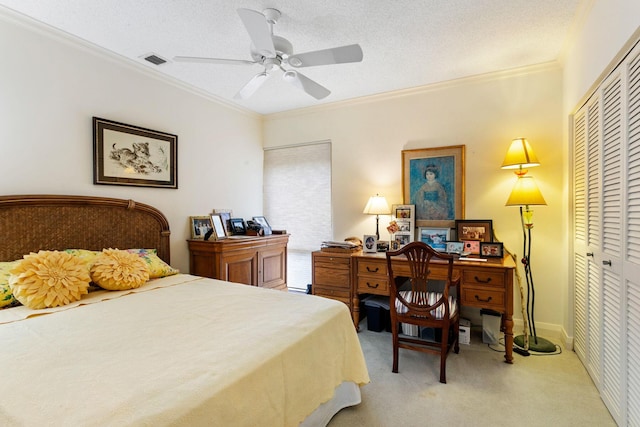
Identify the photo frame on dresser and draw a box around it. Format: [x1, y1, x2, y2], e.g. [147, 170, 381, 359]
[229, 218, 246, 235]
[212, 209, 233, 234]
[190, 216, 213, 240]
[210, 214, 227, 240]
[418, 227, 450, 251]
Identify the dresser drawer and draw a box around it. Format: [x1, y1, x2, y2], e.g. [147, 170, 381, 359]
[462, 269, 505, 288]
[357, 275, 389, 295]
[461, 286, 504, 310]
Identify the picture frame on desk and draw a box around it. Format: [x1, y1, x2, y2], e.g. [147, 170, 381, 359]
[363, 235, 377, 253]
[480, 242, 504, 258]
[402, 145, 465, 228]
[391, 204, 415, 246]
[418, 227, 450, 251]
[190, 216, 213, 240]
[462, 240, 480, 255]
[455, 219, 493, 242]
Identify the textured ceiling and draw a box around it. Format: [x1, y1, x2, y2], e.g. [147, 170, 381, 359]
[0, 1, 584, 115]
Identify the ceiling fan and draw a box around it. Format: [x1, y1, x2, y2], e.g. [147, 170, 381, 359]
[173, 8, 363, 100]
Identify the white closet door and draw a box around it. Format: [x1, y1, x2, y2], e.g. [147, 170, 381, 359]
[600, 71, 624, 422]
[624, 45, 640, 426]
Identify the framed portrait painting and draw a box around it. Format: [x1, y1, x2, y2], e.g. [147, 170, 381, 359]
[402, 145, 465, 228]
[93, 117, 178, 189]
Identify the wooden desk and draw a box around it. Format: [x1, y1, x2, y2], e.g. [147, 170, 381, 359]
[312, 250, 516, 364]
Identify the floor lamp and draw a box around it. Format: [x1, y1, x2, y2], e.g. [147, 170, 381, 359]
[502, 138, 555, 353]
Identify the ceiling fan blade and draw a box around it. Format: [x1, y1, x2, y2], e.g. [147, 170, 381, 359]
[234, 72, 271, 99]
[288, 44, 363, 68]
[282, 70, 330, 100]
[237, 8, 276, 58]
[173, 56, 256, 66]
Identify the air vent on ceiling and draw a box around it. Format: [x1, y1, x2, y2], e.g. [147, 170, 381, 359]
[142, 53, 168, 66]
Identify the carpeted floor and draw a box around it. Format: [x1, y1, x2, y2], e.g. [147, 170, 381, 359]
[329, 322, 615, 426]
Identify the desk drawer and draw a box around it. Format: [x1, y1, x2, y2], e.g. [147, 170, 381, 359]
[313, 287, 351, 304]
[314, 266, 350, 289]
[461, 286, 504, 310]
[357, 275, 389, 295]
[357, 259, 387, 275]
[315, 256, 350, 268]
[462, 269, 505, 288]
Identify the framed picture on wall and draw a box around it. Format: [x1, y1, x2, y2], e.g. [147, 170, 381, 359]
[402, 145, 465, 228]
[93, 117, 178, 189]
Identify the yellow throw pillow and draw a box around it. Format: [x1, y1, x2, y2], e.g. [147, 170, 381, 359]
[9, 251, 91, 309]
[0, 261, 20, 309]
[91, 249, 150, 290]
[125, 249, 179, 278]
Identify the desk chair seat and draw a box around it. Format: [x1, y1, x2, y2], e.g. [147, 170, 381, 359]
[386, 241, 461, 383]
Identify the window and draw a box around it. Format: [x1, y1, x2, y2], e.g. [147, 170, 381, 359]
[263, 141, 332, 292]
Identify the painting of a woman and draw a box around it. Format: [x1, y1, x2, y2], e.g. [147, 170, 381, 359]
[413, 164, 449, 220]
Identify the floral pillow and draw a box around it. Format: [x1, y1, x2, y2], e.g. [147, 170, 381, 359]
[9, 251, 91, 309]
[91, 249, 150, 291]
[0, 261, 20, 309]
[125, 249, 179, 278]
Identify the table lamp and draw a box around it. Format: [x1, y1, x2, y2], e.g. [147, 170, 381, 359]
[363, 194, 390, 240]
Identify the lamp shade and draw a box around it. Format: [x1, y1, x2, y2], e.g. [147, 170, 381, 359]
[363, 194, 391, 215]
[501, 138, 540, 170]
[505, 176, 547, 206]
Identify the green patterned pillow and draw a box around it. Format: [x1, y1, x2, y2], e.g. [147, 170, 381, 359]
[0, 261, 20, 309]
[125, 249, 179, 278]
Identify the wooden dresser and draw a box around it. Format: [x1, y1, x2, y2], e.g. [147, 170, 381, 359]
[188, 235, 289, 291]
[312, 249, 517, 363]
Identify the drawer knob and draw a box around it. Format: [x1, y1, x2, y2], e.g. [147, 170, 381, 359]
[474, 276, 492, 284]
[475, 295, 493, 303]
[366, 266, 379, 273]
[602, 260, 612, 266]
[366, 282, 379, 289]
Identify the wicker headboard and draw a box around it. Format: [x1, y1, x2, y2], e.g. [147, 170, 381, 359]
[0, 195, 171, 263]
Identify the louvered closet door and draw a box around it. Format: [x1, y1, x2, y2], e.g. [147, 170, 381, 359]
[573, 95, 603, 385]
[624, 45, 640, 426]
[572, 37, 640, 427]
[599, 71, 624, 423]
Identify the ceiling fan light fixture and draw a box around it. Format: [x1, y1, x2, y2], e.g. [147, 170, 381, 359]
[282, 70, 297, 81]
[289, 57, 302, 67]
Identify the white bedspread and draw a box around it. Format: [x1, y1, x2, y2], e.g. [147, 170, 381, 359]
[0, 274, 369, 426]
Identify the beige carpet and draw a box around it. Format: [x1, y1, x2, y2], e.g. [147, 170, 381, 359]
[329, 322, 615, 426]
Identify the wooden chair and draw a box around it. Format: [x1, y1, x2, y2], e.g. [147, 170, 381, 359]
[385, 241, 461, 383]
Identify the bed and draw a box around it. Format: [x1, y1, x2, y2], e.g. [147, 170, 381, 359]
[0, 195, 369, 426]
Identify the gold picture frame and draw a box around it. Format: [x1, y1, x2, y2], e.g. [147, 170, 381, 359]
[402, 145, 465, 228]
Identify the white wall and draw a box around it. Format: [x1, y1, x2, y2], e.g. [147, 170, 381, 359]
[263, 65, 566, 333]
[0, 10, 264, 273]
